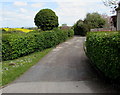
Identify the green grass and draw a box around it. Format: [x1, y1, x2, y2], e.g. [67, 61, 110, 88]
[1, 48, 53, 86]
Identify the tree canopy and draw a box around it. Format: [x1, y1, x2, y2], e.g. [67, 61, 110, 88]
[73, 20, 90, 36]
[102, 0, 119, 13]
[84, 12, 106, 29]
[34, 9, 59, 31]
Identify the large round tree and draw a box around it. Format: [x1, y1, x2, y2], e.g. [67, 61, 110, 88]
[34, 9, 59, 31]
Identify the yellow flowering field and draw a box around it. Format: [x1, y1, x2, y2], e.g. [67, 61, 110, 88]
[0, 28, 33, 33]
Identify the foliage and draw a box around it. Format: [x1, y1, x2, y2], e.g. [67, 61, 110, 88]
[84, 12, 106, 29]
[34, 9, 59, 31]
[102, 0, 119, 13]
[67, 29, 74, 37]
[73, 12, 106, 36]
[2, 48, 52, 86]
[2, 29, 74, 61]
[73, 20, 90, 36]
[86, 31, 120, 80]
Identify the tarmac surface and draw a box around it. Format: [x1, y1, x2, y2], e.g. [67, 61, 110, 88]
[2, 37, 120, 93]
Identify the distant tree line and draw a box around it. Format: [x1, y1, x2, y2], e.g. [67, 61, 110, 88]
[73, 12, 106, 36]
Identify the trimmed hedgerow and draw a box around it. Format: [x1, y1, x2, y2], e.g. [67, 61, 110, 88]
[2, 29, 74, 61]
[2, 33, 36, 60]
[86, 31, 120, 80]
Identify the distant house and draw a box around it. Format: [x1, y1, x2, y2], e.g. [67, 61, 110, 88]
[60, 24, 70, 30]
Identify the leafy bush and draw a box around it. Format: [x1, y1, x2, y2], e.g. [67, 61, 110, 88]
[34, 9, 59, 31]
[73, 20, 90, 36]
[2, 29, 74, 61]
[2, 33, 36, 60]
[86, 32, 120, 80]
[66, 29, 74, 37]
[84, 12, 106, 29]
[2, 34, 12, 60]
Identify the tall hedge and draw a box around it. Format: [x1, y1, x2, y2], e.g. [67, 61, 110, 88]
[73, 20, 90, 36]
[2, 29, 74, 61]
[86, 32, 120, 80]
[34, 9, 59, 31]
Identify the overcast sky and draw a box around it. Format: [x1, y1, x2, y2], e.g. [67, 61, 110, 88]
[0, 0, 112, 28]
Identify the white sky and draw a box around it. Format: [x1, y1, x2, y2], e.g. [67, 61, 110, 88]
[0, 0, 115, 28]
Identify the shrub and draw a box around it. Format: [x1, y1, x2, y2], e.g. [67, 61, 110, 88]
[73, 20, 89, 36]
[84, 12, 106, 29]
[2, 34, 13, 60]
[43, 31, 58, 48]
[2, 29, 74, 61]
[2, 33, 36, 60]
[66, 29, 74, 37]
[34, 9, 59, 31]
[86, 31, 120, 80]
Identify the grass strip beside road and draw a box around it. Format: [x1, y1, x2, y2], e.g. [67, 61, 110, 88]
[1, 48, 53, 86]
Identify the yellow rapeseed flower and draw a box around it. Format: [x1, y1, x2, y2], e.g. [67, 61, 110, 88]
[1, 28, 33, 33]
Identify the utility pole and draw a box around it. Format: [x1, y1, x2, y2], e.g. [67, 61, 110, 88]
[116, 2, 120, 31]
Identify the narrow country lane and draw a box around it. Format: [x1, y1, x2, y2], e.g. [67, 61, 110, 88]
[2, 37, 120, 93]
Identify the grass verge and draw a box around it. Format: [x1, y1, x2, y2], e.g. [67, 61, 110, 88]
[1, 48, 53, 86]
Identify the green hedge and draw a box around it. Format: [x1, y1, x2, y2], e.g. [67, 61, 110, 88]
[2, 29, 74, 61]
[86, 31, 120, 80]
